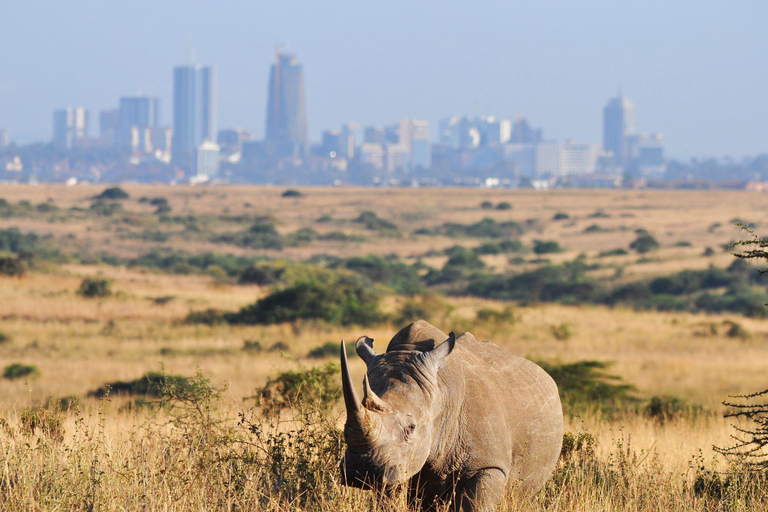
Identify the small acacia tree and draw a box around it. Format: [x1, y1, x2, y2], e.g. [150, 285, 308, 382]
[715, 225, 768, 467]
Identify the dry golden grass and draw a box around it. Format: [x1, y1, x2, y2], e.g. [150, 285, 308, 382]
[1, 185, 767, 510]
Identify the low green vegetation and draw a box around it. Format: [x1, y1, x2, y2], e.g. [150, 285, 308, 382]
[533, 239, 564, 254]
[77, 277, 112, 298]
[353, 210, 398, 232]
[94, 187, 130, 200]
[88, 371, 193, 398]
[3, 363, 40, 380]
[536, 360, 637, 414]
[630, 232, 660, 253]
[465, 257, 768, 316]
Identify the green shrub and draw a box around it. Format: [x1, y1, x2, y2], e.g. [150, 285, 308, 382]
[89, 201, 123, 216]
[630, 233, 659, 253]
[77, 277, 111, 298]
[0, 331, 9, 344]
[724, 320, 749, 338]
[253, 363, 340, 418]
[337, 254, 422, 295]
[553, 212, 570, 220]
[225, 270, 383, 326]
[475, 306, 515, 325]
[0, 227, 40, 253]
[533, 239, 564, 254]
[644, 395, 701, 424]
[480, 200, 494, 209]
[0, 253, 27, 276]
[536, 360, 637, 414]
[472, 239, 525, 255]
[3, 363, 39, 380]
[394, 294, 454, 325]
[184, 308, 227, 325]
[353, 211, 398, 232]
[94, 187, 129, 200]
[443, 245, 485, 269]
[150, 197, 171, 214]
[36, 202, 58, 213]
[242, 340, 264, 352]
[238, 263, 285, 285]
[213, 219, 283, 250]
[466, 258, 602, 304]
[588, 209, 610, 218]
[281, 189, 303, 198]
[285, 227, 316, 246]
[317, 231, 366, 242]
[496, 201, 512, 210]
[551, 323, 573, 341]
[442, 217, 523, 239]
[598, 248, 628, 257]
[307, 341, 356, 359]
[584, 224, 609, 233]
[88, 371, 193, 398]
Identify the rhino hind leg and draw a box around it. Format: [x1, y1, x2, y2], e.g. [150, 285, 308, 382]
[456, 468, 506, 512]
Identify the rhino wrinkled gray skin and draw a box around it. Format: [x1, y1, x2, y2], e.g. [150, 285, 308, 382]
[339, 320, 564, 512]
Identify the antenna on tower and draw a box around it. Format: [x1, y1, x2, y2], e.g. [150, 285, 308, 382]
[187, 37, 196, 65]
[274, 43, 281, 129]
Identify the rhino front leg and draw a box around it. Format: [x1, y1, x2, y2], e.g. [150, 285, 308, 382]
[457, 468, 506, 512]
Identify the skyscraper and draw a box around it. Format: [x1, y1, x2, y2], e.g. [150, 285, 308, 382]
[53, 107, 89, 150]
[603, 95, 636, 166]
[118, 96, 160, 151]
[265, 52, 307, 158]
[173, 65, 216, 169]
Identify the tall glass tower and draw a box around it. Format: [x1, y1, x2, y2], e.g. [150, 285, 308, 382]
[265, 52, 307, 157]
[603, 95, 636, 166]
[172, 65, 216, 168]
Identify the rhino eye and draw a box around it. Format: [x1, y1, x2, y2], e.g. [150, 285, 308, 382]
[404, 422, 416, 439]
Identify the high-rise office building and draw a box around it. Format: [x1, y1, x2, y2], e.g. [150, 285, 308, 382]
[265, 52, 307, 158]
[603, 95, 636, 166]
[118, 96, 160, 151]
[173, 65, 216, 169]
[99, 110, 120, 147]
[53, 107, 89, 150]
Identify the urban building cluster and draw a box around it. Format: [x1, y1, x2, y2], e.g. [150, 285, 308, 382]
[5, 50, 750, 188]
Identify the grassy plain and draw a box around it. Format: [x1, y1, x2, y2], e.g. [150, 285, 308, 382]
[0, 185, 767, 510]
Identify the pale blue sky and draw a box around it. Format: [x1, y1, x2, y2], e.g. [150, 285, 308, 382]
[2, 1, 766, 158]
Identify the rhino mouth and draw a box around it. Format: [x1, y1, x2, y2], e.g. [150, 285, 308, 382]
[340, 451, 404, 491]
[339, 451, 382, 489]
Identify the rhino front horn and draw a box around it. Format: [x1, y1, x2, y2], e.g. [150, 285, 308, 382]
[340, 340, 380, 449]
[340, 339, 362, 415]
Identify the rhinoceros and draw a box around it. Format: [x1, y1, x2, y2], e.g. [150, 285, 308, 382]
[339, 320, 563, 512]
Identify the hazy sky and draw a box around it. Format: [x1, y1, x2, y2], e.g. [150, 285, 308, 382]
[2, 1, 767, 158]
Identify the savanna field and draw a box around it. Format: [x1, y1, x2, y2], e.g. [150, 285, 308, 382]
[1, 184, 768, 511]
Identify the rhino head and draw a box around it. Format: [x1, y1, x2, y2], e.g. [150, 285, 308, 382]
[339, 332, 456, 490]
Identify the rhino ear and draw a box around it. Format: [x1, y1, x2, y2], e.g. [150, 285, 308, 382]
[421, 332, 456, 373]
[355, 336, 378, 366]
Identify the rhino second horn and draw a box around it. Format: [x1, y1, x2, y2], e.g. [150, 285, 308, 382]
[363, 374, 392, 412]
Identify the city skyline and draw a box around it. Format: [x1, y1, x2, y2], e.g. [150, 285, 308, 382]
[1, 1, 766, 159]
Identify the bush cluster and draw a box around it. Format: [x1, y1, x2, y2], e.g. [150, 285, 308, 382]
[78, 277, 112, 298]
